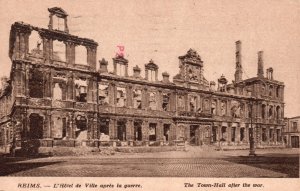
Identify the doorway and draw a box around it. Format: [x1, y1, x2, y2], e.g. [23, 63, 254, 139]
[190, 125, 199, 145]
[291, 136, 299, 148]
[29, 114, 43, 139]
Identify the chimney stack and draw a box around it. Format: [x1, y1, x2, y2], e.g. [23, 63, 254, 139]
[133, 65, 141, 78]
[234, 40, 243, 83]
[257, 51, 264, 78]
[162, 72, 170, 83]
[99, 58, 108, 73]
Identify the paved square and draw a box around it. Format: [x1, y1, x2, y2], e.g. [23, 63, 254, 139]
[0, 148, 298, 177]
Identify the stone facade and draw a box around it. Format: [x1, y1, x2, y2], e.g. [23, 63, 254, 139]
[283, 116, 300, 148]
[0, 7, 285, 152]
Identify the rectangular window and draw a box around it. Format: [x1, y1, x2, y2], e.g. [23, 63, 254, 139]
[149, 123, 157, 141]
[99, 84, 109, 105]
[162, 93, 170, 111]
[293, 122, 298, 132]
[75, 79, 87, 102]
[116, 87, 126, 107]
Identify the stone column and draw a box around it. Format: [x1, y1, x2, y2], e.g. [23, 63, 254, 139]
[227, 123, 231, 144]
[245, 124, 249, 143]
[236, 124, 240, 144]
[108, 83, 115, 106]
[170, 123, 176, 142]
[126, 119, 134, 142]
[109, 118, 116, 140]
[142, 120, 149, 145]
[125, 64, 129, 77]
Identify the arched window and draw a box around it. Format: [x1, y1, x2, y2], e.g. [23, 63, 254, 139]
[269, 106, 273, 118]
[262, 104, 266, 119]
[276, 106, 281, 119]
[269, 85, 273, 97]
[261, 84, 266, 95]
[276, 86, 280, 97]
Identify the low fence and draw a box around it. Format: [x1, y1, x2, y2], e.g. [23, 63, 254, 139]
[18, 139, 186, 149]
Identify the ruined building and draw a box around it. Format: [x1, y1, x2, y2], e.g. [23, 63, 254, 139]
[0, 8, 285, 152]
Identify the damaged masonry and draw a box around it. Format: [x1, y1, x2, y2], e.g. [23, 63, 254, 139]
[0, 7, 285, 154]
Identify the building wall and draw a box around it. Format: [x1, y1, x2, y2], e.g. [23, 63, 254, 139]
[0, 7, 286, 149]
[284, 117, 300, 148]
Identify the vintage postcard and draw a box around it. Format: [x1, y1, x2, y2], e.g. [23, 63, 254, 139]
[0, 0, 299, 191]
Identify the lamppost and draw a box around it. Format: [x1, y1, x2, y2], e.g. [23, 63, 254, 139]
[249, 98, 256, 156]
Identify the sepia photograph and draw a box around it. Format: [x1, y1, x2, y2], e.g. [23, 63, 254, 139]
[0, 0, 299, 190]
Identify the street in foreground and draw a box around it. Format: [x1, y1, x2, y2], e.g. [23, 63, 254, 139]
[0, 148, 298, 177]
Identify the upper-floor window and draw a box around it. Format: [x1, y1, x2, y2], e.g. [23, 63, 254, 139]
[53, 40, 66, 62]
[220, 101, 226, 116]
[29, 69, 43, 98]
[269, 85, 273, 97]
[133, 89, 142, 109]
[211, 100, 216, 115]
[29, 31, 43, 57]
[53, 83, 63, 100]
[149, 92, 157, 110]
[99, 84, 109, 105]
[276, 86, 280, 98]
[116, 87, 126, 107]
[52, 15, 65, 31]
[261, 84, 266, 95]
[292, 122, 298, 132]
[262, 104, 266, 119]
[269, 106, 273, 119]
[162, 93, 170, 111]
[117, 64, 126, 76]
[178, 96, 184, 110]
[189, 96, 197, 112]
[75, 45, 87, 65]
[75, 79, 87, 102]
[276, 106, 281, 119]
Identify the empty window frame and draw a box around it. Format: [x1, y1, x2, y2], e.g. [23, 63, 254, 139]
[53, 40, 66, 62]
[149, 92, 157, 110]
[116, 87, 126, 107]
[28, 31, 43, 57]
[98, 84, 109, 105]
[29, 69, 43, 98]
[133, 89, 142, 109]
[75, 45, 87, 65]
[162, 93, 170, 111]
[75, 79, 87, 102]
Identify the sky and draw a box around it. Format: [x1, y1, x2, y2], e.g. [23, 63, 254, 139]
[0, 0, 299, 117]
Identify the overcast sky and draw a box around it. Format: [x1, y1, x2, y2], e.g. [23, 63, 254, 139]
[0, 0, 299, 117]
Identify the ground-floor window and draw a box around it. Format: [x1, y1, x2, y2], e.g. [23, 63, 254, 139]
[231, 127, 236, 142]
[117, 121, 126, 141]
[240, 128, 245, 141]
[99, 118, 109, 138]
[75, 115, 87, 139]
[134, 121, 142, 141]
[276, 129, 281, 142]
[190, 125, 199, 144]
[29, 114, 43, 139]
[221, 126, 227, 141]
[163, 124, 170, 142]
[269, 129, 274, 141]
[212, 127, 217, 142]
[149, 123, 157, 141]
[262, 128, 267, 142]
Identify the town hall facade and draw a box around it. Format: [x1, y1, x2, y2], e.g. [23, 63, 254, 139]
[0, 7, 285, 152]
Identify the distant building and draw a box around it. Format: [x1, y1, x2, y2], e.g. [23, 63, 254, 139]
[283, 117, 300, 148]
[0, 7, 285, 153]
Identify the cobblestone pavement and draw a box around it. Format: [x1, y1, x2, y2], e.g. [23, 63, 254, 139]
[0, 148, 298, 177]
